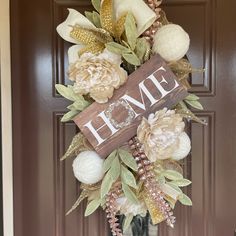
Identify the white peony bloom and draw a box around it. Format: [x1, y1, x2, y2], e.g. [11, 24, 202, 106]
[137, 108, 186, 162]
[68, 49, 127, 103]
[72, 151, 104, 184]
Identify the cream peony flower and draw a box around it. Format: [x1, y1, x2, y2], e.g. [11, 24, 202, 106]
[137, 108, 186, 162]
[116, 197, 147, 217]
[68, 49, 127, 103]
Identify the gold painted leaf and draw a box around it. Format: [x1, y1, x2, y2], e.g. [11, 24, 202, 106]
[66, 189, 88, 215]
[114, 13, 127, 39]
[61, 133, 90, 161]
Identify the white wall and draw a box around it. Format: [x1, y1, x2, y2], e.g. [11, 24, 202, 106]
[0, 0, 14, 234]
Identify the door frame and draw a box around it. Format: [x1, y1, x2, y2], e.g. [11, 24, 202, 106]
[0, 0, 14, 235]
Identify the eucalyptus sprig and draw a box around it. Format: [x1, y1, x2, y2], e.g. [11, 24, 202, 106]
[55, 84, 91, 122]
[101, 149, 139, 204]
[156, 167, 193, 206]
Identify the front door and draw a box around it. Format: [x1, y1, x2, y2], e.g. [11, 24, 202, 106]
[11, 0, 236, 236]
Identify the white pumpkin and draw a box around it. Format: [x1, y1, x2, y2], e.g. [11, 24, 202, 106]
[152, 24, 190, 62]
[72, 151, 104, 184]
[172, 132, 191, 160]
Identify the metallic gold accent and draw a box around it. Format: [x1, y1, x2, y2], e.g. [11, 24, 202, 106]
[100, 0, 114, 35]
[114, 13, 127, 39]
[142, 190, 165, 224]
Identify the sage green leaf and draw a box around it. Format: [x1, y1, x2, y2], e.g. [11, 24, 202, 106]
[91, 0, 101, 12]
[55, 84, 75, 101]
[122, 183, 139, 204]
[123, 214, 133, 232]
[61, 110, 79, 122]
[185, 100, 203, 110]
[92, 11, 101, 28]
[135, 38, 150, 62]
[122, 52, 141, 66]
[178, 193, 192, 206]
[170, 179, 192, 187]
[185, 94, 200, 101]
[66, 190, 88, 215]
[125, 13, 137, 50]
[166, 182, 183, 194]
[119, 149, 138, 171]
[106, 42, 130, 55]
[163, 170, 183, 181]
[84, 198, 101, 216]
[85, 11, 94, 23]
[156, 174, 166, 185]
[101, 173, 114, 198]
[110, 157, 120, 182]
[103, 150, 117, 172]
[121, 165, 137, 189]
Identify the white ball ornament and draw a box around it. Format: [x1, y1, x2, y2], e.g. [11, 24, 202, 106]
[152, 24, 190, 62]
[172, 132, 191, 160]
[72, 151, 104, 185]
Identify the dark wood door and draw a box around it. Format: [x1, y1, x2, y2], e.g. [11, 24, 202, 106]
[11, 0, 236, 236]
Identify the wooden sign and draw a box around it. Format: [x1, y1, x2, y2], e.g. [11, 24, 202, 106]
[74, 54, 188, 158]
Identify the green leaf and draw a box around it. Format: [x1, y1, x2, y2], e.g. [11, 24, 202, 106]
[101, 173, 114, 198]
[163, 170, 183, 181]
[121, 165, 137, 189]
[125, 13, 138, 50]
[122, 183, 139, 204]
[185, 100, 203, 110]
[61, 110, 79, 122]
[92, 11, 101, 28]
[119, 149, 138, 171]
[85, 11, 94, 23]
[106, 42, 130, 55]
[135, 38, 150, 62]
[178, 193, 192, 206]
[166, 182, 183, 194]
[185, 94, 200, 101]
[91, 0, 101, 12]
[84, 198, 101, 216]
[103, 150, 117, 172]
[122, 52, 141, 66]
[123, 214, 133, 232]
[170, 179, 192, 187]
[55, 84, 75, 101]
[110, 157, 120, 182]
